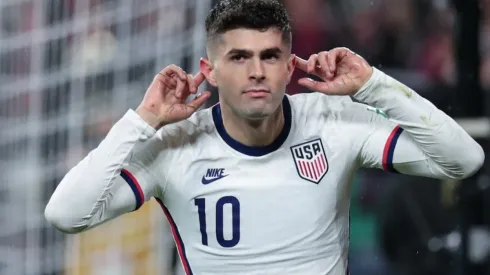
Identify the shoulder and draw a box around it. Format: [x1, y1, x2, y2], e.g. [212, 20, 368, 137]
[287, 92, 387, 125]
[287, 92, 358, 120]
[288, 92, 353, 112]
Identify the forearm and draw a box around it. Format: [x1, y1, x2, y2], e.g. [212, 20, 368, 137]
[45, 110, 156, 233]
[354, 68, 484, 179]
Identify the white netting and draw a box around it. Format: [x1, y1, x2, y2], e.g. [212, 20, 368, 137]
[0, 0, 211, 274]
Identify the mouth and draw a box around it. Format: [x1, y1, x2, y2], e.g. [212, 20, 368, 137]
[243, 88, 271, 98]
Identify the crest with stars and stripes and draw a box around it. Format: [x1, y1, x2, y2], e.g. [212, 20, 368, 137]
[290, 138, 329, 184]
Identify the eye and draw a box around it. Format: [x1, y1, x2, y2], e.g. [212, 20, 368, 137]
[231, 54, 247, 62]
[262, 53, 279, 60]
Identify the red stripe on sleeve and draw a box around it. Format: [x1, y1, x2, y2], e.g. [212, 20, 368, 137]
[382, 126, 401, 171]
[121, 168, 145, 202]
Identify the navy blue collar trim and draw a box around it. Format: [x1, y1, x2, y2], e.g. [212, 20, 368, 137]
[212, 96, 292, 157]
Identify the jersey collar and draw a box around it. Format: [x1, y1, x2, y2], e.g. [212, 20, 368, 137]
[212, 96, 292, 157]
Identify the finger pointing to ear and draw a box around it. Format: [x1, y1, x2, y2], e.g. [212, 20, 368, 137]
[294, 56, 308, 72]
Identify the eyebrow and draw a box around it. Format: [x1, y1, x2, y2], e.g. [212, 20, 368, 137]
[226, 47, 284, 57]
[260, 47, 283, 57]
[226, 48, 252, 57]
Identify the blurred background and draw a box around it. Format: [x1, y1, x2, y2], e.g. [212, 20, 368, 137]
[0, 0, 489, 274]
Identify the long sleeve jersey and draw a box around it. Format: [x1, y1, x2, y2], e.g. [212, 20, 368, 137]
[45, 68, 484, 275]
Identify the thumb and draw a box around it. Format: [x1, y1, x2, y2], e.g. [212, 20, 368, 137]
[186, 91, 211, 112]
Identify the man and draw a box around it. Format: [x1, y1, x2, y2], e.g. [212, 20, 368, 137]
[45, 0, 484, 274]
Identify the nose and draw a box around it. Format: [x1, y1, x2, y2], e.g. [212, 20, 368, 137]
[248, 59, 265, 81]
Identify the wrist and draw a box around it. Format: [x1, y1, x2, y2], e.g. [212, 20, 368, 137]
[353, 67, 381, 101]
[135, 106, 165, 130]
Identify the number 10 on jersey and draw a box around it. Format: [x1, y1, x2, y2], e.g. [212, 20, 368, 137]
[194, 196, 240, 248]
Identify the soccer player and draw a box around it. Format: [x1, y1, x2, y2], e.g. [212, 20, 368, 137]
[45, 0, 484, 274]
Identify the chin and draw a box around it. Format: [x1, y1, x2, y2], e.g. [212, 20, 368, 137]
[240, 105, 277, 120]
[243, 112, 270, 120]
[231, 96, 282, 120]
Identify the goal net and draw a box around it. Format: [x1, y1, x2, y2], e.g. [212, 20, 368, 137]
[0, 0, 211, 274]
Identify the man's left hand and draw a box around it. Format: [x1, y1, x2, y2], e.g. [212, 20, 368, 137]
[295, 47, 373, 96]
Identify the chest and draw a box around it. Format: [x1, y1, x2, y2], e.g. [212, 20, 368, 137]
[161, 137, 357, 250]
[163, 137, 357, 214]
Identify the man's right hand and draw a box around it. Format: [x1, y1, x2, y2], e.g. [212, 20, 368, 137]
[136, 65, 211, 130]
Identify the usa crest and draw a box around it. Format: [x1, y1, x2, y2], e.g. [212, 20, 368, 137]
[290, 138, 329, 184]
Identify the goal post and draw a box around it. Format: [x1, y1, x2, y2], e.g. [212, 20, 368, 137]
[0, 0, 210, 274]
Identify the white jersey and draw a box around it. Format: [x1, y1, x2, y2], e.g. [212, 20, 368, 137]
[45, 68, 484, 275]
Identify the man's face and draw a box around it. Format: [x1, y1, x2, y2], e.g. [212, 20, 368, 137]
[206, 28, 295, 120]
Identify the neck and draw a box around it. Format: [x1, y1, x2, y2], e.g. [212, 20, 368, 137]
[221, 104, 285, 147]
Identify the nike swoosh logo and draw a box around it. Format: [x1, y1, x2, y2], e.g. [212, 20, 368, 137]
[201, 174, 229, 185]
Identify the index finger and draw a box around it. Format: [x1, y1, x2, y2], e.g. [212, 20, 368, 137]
[294, 56, 308, 72]
[193, 71, 206, 87]
[163, 64, 187, 81]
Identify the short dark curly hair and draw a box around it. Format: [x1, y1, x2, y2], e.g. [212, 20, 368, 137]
[205, 0, 292, 49]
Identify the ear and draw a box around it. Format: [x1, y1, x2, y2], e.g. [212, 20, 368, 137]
[200, 58, 217, 87]
[285, 54, 296, 84]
